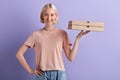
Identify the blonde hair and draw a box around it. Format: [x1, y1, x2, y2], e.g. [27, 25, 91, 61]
[40, 3, 58, 24]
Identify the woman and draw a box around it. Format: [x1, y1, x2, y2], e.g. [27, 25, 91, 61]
[16, 3, 90, 80]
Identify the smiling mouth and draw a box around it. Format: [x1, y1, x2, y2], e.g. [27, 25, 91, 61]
[47, 20, 53, 23]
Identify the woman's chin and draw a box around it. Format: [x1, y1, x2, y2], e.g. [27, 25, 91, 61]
[45, 23, 54, 26]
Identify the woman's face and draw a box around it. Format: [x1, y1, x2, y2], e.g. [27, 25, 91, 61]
[42, 8, 57, 26]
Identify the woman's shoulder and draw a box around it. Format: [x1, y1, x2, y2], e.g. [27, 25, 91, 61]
[29, 28, 44, 36]
[34, 28, 44, 33]
[56, 28, 67, 33]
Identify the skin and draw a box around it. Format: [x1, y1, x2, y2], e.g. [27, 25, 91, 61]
[16, 8, 90, 77]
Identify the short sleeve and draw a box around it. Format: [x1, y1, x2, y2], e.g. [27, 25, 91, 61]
[24, 33, 35, 48]
[63, 31, 72, 48]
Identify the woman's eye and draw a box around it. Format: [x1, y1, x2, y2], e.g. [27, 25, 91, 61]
[51, 14, 54, 16]
[43, 13, 48, 16]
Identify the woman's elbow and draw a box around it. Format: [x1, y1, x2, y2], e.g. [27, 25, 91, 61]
[16, 52, 23, 60]
[16, 53, 20, 59]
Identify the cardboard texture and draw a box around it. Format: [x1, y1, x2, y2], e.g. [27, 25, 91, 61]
[68, 20, 104, 31]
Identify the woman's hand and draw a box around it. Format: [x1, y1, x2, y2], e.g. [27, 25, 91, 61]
[30, 68, 44, 77]
[76, 30, 90, 39]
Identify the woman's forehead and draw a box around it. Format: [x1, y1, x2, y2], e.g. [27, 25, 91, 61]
[43, 8, 56, 14]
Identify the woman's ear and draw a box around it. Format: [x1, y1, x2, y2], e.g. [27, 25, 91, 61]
[54, 13, 58, 24]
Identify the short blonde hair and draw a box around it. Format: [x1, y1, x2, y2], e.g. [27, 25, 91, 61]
[40, 3, 58, 24]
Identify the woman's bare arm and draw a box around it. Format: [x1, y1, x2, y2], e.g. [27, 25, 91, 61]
[16, 44, 33, 74]
[64, 30, 90, 61]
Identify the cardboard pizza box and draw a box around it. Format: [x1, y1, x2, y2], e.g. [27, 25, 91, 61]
[68, 20, 104, 31]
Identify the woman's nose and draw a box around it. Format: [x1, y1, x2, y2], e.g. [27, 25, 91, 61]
[48, 15, 51, 19]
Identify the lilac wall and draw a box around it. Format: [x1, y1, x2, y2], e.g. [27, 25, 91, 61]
[0, 0, 120, 80]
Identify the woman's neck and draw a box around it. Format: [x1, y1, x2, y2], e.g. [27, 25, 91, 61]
[44, 25, 56, 32]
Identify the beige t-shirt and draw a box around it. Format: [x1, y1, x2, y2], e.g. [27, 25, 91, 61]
[24, 28, 71, 71]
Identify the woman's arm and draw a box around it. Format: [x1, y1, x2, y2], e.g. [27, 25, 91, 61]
[16, 44, 43, 76]
[64, 30, 90, 61]
[16, 44, 33, 74]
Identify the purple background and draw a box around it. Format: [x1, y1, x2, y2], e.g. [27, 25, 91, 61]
[0, 0, 120, 80]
